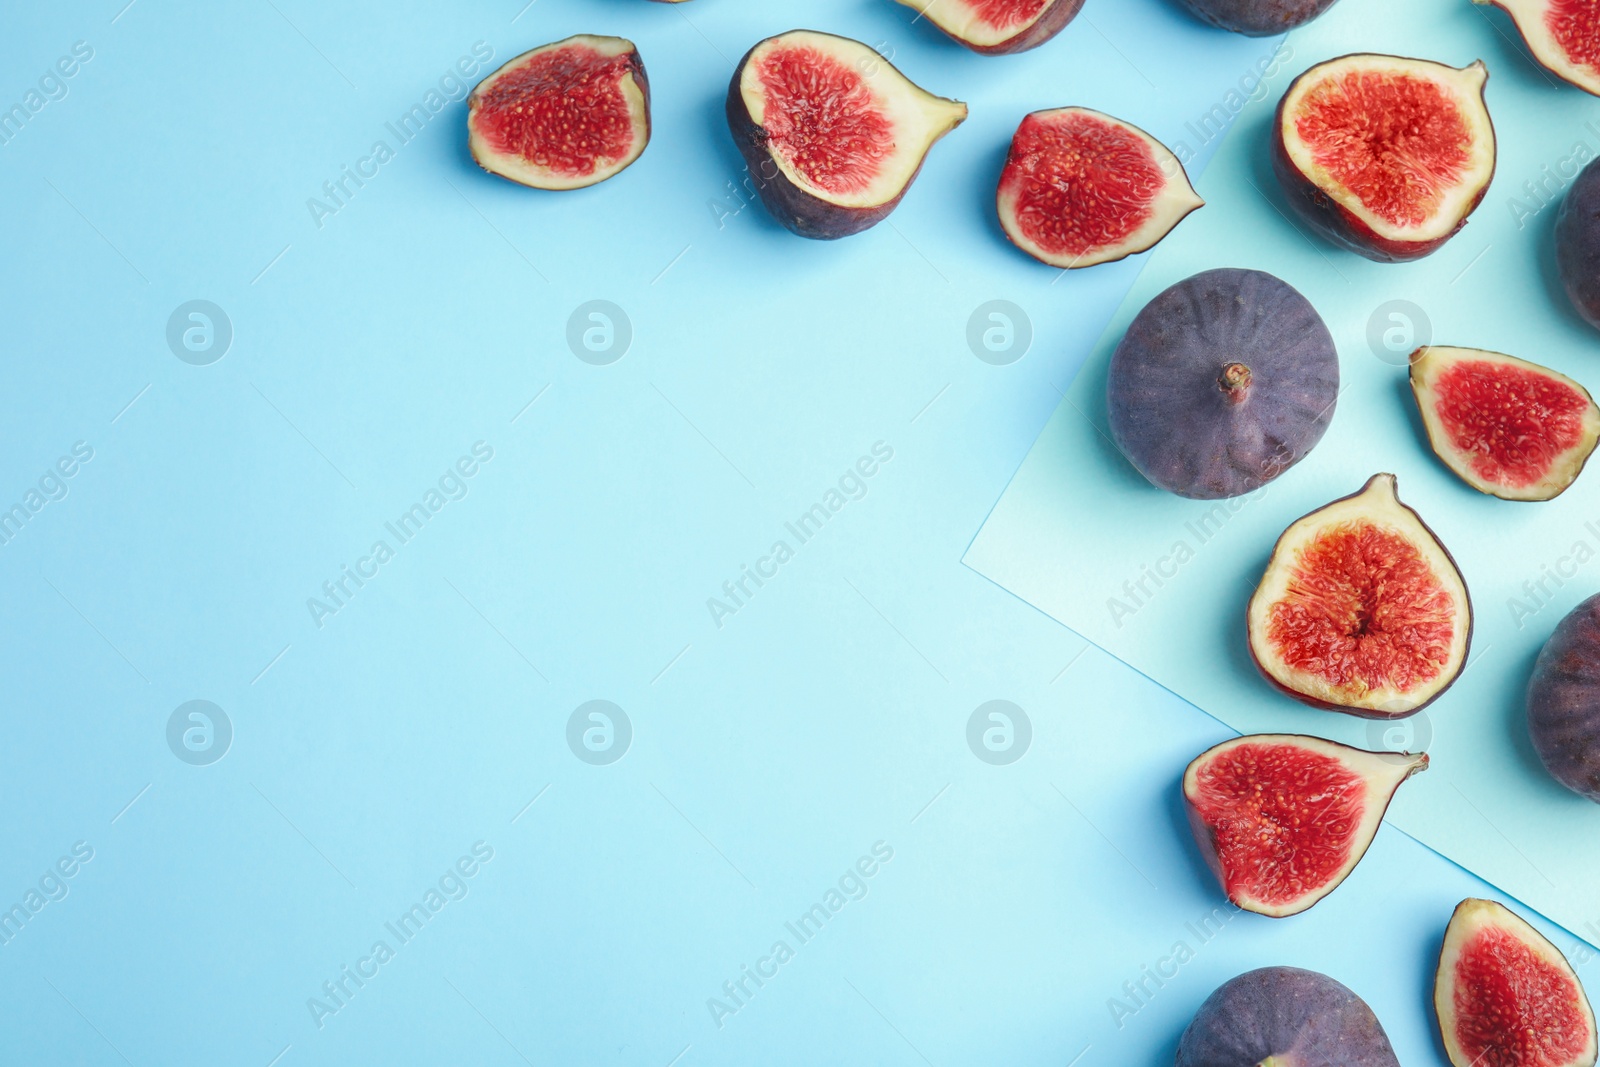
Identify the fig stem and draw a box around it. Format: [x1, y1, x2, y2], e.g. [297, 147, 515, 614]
[1219, 361, 1252, 403]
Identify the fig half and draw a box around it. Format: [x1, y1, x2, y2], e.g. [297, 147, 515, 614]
[1558, 158, 1600, 332]
[1183, 734, 1427, 917]
[892, 0, 1084, 54]
[1436, 898, 1598, 1067]
[1106, 268, 1339, 499]
[1247, 474, 1473, 718]
[1411, 346, 1600, 501]
[468, 35, 650, 190]
[1475, 0, 1600, 96]
[726, 30, 967, 239]
[1273, 54, 1496, 262]
[1177, 967, 1401, 1067]
[1175, 0, 1342, 35]
[996, 107, 1203, 269]
[1528, 593, 1600, 801]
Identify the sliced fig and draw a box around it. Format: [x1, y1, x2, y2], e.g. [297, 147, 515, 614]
[1247, 474, 1473, 718]
[1183, 734, 1427, 917]
[468, 35, 650, 190]
[1475, 0, 1600, 96]
[1435, 898, 1598, 1067]
[1411, 346, 1600, 501]
[1558, 158, 1600, 331]
[1273, 54, 1496, 262]
[996, 107, 1203, 269]
[726, 30, 967, 239]
[1177, 967, 1401, 1067]
[892, 0, 1084, 54]
[1106, 268, 1339, 499]
[1175, 0, 1342, 35]
[1528, 593, 1600, 801]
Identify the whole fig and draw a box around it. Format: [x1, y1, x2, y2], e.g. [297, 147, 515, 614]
[1174, 0, 1340, 35]
[1557, 158, 1600, 332]
[1176, 966, 1400, 1067]
[1528, 593, 1600, 800]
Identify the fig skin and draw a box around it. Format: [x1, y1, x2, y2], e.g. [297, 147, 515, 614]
[1272, 56, 1495, 263]
[1176, 967, 1401, 1067]
[898, 0, 1086, 54]
[724, 32, 966, 240]
[1557, 158, 1600, 332]
[1174, 0, 1340, 35]
[1528, 593, 1600, 801]
[1106, 268, 1339, 499]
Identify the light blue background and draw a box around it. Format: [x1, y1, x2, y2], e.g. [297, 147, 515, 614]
[0, 0, 1575, 1064]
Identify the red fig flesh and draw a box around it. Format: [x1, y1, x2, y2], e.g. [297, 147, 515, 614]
[1273, 54, 1496, 261]
[1476, 0, 1600, 96]
[726, 30, 967, 239]
[996, 108, 1203, 269]
[893, 0, 1084, 54]
[1411, 346, 1600, 501]
[1183, 734, 1427, 917]
[1436, 898, 1598, 1067]
[1247, 474, 1473, 718]
[468, 35, 650, 190]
